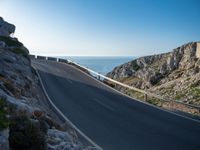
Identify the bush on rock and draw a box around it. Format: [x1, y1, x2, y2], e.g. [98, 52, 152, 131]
[9, 116, 47, 150]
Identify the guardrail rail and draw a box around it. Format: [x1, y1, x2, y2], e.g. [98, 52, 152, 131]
[31, 55, 200, 116]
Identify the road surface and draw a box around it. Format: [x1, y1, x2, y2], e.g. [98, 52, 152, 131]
[32, 59, 200, 150]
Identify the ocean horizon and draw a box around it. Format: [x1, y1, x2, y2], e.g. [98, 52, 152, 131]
[57, 56, 136, 75]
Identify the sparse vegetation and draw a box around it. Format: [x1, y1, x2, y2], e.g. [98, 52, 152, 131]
[0, 36, 29, 58]
[191, 87, 200, 99]
[147, 97, 162, 106]
[0, 36, 23, 47]
[0, 97, 9, 131]
[11, 47, 29, 58]
[190, 81, 200, 88]
[125, 89, 145, 100]
[131, 60, 140, 71]
[9, 116, 47, 150]
[175, 92, 185, 100]
[119, 76, 142, 85]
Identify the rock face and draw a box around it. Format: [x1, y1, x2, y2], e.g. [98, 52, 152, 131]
[196, 42, 200, 58]
[107, 42, 200, 105]
[47, 129, 82, 150]
[0, 129, 9, 150]
[0, 17, 15, 37]
[0, 17, 87, 150]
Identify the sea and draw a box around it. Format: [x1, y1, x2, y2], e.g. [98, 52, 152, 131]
[58, 56, 136, 75]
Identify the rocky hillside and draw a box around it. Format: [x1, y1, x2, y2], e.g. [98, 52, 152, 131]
[0, 17, 86, 150]
[107, 42, 200, 105]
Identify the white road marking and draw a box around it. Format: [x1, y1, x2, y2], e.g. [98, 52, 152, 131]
[67, 79, 73, 84]
[93, 98, 115, 111]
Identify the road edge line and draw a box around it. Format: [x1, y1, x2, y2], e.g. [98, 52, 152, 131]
[33, 66, 103, 150]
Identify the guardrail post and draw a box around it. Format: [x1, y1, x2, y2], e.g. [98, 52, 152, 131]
[29, 54, 36, 59]
[114, 83, 117, 88]
[170, 100, 173, 110]
[98, 75, 100, 80]
[144, 94, 147, 101]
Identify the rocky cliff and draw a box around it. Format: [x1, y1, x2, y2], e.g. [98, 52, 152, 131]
[107, 42, 200, 105]
[0, 17, 85, 150]
[0, 17, 15, 37]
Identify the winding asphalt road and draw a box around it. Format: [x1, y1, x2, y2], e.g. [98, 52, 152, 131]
[32, 59, 200, 150]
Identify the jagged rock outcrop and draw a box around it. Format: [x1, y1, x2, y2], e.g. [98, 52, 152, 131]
[107, 42, 200, 105]
[0, 17, 15, 37]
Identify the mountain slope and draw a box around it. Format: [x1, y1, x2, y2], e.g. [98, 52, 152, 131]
[107, 42, 200, 106]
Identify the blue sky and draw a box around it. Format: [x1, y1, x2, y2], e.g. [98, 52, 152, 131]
[0, 0, 200, 56]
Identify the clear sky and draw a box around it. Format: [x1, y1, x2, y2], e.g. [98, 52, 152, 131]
[0, 0, 200, 56]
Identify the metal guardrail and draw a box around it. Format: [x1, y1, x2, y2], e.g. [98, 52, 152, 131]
[68, 60, 200, 110]
[31, 55, 200, 112]
[47, 57, 57, 61]
[37, 55, 47, 60]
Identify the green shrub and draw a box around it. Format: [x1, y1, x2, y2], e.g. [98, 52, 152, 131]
[0, 36, 23, 47]
[12, 47, 29, 58]
[0, 36, 29, 58]
[0, 97, 9, 131]
[147, 98, 161, 106]
[126, 90, 145, 100]
[191, 88, 200, 97]
[9, 116, 47, 150]
[175, 93, 185, 100]
[132, 60, 140, 71]
[190, 81, 200, 88]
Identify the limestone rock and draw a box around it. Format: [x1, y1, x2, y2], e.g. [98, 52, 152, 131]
[0, 17, 15, 37]
[0, 16, 89, 150]
[47, 129, 83, 150]
[107, 42, 200, 105]
[196, 42, 200, 58]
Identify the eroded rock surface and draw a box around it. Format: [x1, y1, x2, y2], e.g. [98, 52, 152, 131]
[107, 42, 200, 105]
[0, 17, 89, 150]
[0, 17, 15, 37]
